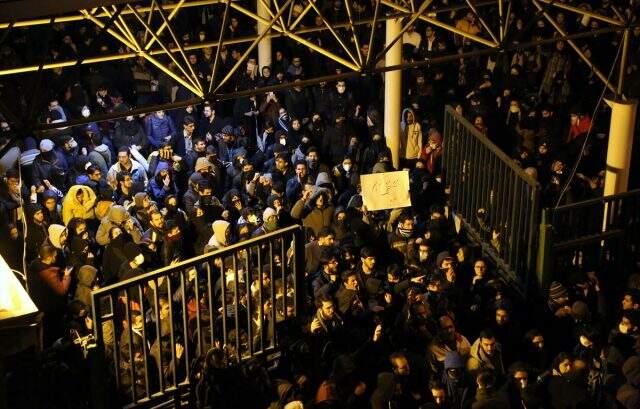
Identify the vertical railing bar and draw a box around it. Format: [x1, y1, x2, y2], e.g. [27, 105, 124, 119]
[124, 288, 137, 404]
[193, 266, 203, 358]
[269, 241, 276, 348]
[220, 257, 228, 350]
[280, 236, 287, 325]
[165, 274, 177, 389]
[257, 244, 264, 353]
[176, 271, 187, 384]
[245, 246, 253, 357]
[232, 252, 240, 361]
[109, 294, 121, 390]
[206, 262, 215, 352]
[137, 284, 151, 400]
[153, 277, 164, 392]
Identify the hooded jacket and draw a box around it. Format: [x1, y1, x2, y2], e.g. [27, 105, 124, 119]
[290, 187, 334, 237]
[148, 161, 177, 203]
[206, 220, 230, 252]
[74, 265, 97, 309]
[48, 224, 67, 250]
[400, 108, 423, 160]
[61, 185, 97, 225]
[144, 113, 177, 149]
[96, 204, 143, 245]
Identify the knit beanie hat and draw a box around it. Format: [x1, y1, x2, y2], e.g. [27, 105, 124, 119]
[195, 157, 213, 173]
[548, 281, 569, 302]
[263, 207, 277, 221]
[39, 139, 55, 152]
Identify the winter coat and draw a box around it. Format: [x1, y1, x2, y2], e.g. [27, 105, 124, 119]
[74, 265, 97, 309]
[144, 114, 177, 149]
[113, 119, 148, 151]
[148, 162, 177, 203]
[87, 145, 112, 175]
[31, 152, 67, 190]
[290, 187, 334, 237]
[107, 159, 148, 186]
[61, 185, 97, 225]
[205, 220, 230, 252]
[467, 337, 505, 378]
[96, 205, 143, 246]
[400, 108, 423, 160]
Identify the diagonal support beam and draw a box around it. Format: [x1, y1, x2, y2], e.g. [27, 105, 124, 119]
[214, 0, 294, 93]
[126, 4, 202, 94]
[343, 0, 363, 65]
[209, 0, 231, 93]
[80, 9, 137, 50]
[537, 0, 624, 27]
[533, 0, 617, 95]
[464, 0, 499, 45]
[144, 0, 186, 50]
[366, 0, 381, 66]
[372, 0, 433, 66]
[151, 0, 204, 95]
[381, 0, 498, 48]
[307, 0, 360, 67]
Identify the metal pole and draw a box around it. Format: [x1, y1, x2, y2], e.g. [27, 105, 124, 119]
[384, 17, 402, 169]
[366, 0, 381, 66]
[209, 0, 231, 93]
[603, 98, 637, 196]
[143, 0, 185, 50]
[465, 0, 499, 45]
[343, 0, 364, 65]
[617, 28, 630, 96]
[307, 0, 360, 66]
[537, 0, 625, 26]
[257, 0, 273, 69]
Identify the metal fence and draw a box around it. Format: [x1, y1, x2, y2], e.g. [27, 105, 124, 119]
[537, 189, 640, 288]
[91, 225, 304, 408]
[442, 106, 541, 290]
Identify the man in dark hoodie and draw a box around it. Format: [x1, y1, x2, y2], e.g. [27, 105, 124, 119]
[25, 203, 49, 261]
[118, 242, 146, 281]
[441, 351, 474, 409]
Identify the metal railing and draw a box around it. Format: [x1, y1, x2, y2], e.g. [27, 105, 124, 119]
[537, 189, 640, 288]
[442, 106, 541, 289]
[91, 225, 304, 408]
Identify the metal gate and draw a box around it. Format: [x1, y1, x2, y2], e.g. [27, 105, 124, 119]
[536, 190, 640, 289]
[90, 225, 304, 408]
[442, 106, 541, 291]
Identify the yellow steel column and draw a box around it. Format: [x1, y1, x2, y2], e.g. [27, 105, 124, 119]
[603, 99, 637, 195]
[384, 17, 402, 169]
[257, 0, 272, 70]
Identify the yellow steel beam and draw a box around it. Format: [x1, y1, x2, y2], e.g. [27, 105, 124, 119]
[214, 0, 294, 93]
[80, 9, 137, 50]
[343, 0, 363, 65]
[144, 0, 186, 50]
[464, 0, 499, 45]
[151, 0, 203, 94]
[0, 0, 221, 29]
[289, 1, 313, 31]
[307, 0, 360, 67]
[126, 3, 202, 93]
[537, 0, 624, 27]
[381, 0, 498, 48]
[533, 0, 617, 94]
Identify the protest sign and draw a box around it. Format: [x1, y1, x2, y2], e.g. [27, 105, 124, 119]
[360, 170, 411, 211]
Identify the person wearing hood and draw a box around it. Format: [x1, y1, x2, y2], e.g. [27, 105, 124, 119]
[441, 351, 474, 409]
[118, 242, 146, 281]
[25, 203, 49, 261]
[74, 264, 98, 309]
[471, 370, 510, 409]
[420, 129, 443, 177]
[48, 223, 68, 252]
[102, 226, 128, 284]
[148, 161, 177, 204]
[54, 134, 79, 173]
[96, 204, 144, 245]
[290, 184, 334, 237]
[61, 184, 96, 225]
[332, 156, 358, 198]
[131, 191, 153, 230]
[401, 108, 423, 168]
[83, 131, 112, 176]
[361, 133, 391, 174]
[113, 114, 148, 153]
[429, 315, 472, 374]
[617, 355, 640, 408]
[253, 207, 279, 237]
[205, 220, 231, 252]
[67, 218, 95, 271]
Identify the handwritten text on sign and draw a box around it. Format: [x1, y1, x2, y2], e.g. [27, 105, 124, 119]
[360, 171, 411, 211]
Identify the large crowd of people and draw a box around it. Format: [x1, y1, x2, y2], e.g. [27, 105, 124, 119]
[1, 0, 640, 408]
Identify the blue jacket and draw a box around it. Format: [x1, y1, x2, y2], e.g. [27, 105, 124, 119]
[144, 114, 176, 149]
[147, 161, 177, 203]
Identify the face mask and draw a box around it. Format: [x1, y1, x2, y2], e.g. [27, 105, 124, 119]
[343, 164, 351, 172]
[264, 218, 278, 232]
[126, 115, 134, 121]
[186, 106, 193, 113]
[419, 251, 429, 261]
[398, 226, 413, 237]
[280, 114, 289, 121]
[280, 137, 287, 146]
[247, 214, 258, 224]
[81, 107, 90, 118]
[510, 106, 520, 113]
